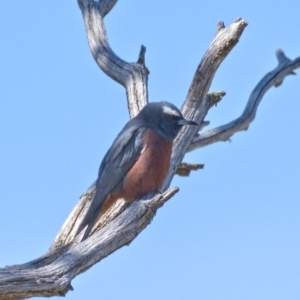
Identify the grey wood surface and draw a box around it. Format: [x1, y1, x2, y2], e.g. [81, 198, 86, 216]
[0, 0, 298, 299]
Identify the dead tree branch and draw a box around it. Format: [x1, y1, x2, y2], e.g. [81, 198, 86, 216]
[188, 49, 300, 151]
[162, 18, 247, 190]
[78, 0, 148, 117]
[0, 188, 178, 300]
[51, 18, 248, 251]
[0, 1, 298, 299]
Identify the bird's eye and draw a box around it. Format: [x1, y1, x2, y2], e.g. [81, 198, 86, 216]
[171, 115, 182, 122]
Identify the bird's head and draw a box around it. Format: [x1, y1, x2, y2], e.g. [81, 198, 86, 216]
[137, 101, 198, 141]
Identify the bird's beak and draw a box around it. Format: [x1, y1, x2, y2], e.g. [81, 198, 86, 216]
[178, 118, 199, 126]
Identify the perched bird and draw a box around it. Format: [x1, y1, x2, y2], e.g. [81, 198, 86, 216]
[77, 101, 198, 241]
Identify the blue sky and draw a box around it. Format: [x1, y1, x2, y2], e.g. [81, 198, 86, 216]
[0, 1, 299, 299]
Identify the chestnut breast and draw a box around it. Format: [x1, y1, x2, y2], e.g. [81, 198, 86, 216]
[99, 129, 173, 217]
[121, 128, 172, 200]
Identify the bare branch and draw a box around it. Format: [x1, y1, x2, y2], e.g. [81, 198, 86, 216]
[137, 45, 147, 66]
[0, 18, 250, 299]
[0, 188, 178, 300]
[78, 0, 148, 117]
[162, 18, 248, 190]
[217, 21, 225, 32]
[51, 19, 248, 250]
[2, 3, 298, 296]
[188, 50, 300, 151]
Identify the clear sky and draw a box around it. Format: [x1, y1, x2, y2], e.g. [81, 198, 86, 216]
[0, 1, 299, 299]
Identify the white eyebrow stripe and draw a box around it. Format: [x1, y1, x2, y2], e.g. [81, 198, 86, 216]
[162, 106, 180, 116]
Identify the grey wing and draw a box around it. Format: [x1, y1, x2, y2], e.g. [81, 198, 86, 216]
[77, 123, 146, 241]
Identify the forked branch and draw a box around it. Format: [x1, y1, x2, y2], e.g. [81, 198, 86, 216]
[0, 1, 298, 299]
[52, 18, 248, 249]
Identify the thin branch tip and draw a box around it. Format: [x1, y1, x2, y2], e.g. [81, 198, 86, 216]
[137, 45, 147, 65]
[276, 49, 289, 64]
[143, 187, 179, 211]
[235, 17, 248, 26]
[216, 19, 247, 34]
[98, 0, 119, 17]
[213, 19, 247, 61]
[196, 120, 210, 134]
[162, 187, 179, 200]
[217, 21, 225, 32]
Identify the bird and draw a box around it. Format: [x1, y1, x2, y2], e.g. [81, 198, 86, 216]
[76, 101, 198, 241]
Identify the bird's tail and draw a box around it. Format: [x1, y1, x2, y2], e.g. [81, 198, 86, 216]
[80, 205, 102, 241]
[75, 187, 105, 241]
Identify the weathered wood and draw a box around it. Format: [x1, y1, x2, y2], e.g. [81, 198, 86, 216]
[0, 189, 178, 300]
[188, 50, 300, 151]
[175, 162, 204, 177]
[78, 0, 148, 118]
[162, 18, 248, 190]
[51, 18, 248, 250]
[0, 0, 299, 299]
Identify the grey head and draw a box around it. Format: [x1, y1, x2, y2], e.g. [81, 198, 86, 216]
[135, 101, 198, 141]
